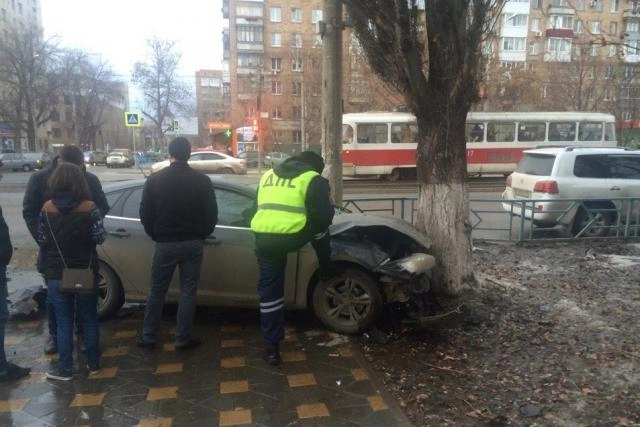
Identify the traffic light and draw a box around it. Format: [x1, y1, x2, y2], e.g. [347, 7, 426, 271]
[224, 129, 232, 138]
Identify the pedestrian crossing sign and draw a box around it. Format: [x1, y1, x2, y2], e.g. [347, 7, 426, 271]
[125, 112, 142, 127]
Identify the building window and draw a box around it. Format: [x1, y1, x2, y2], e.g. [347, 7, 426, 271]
[271, 32, 281, 47]
[575, 0, 584, 9]
[502, 37, 525, 51]
[292, 33, 303, 48]
[550, 15, 573, 30]
[623, 111, 632, 121]
[269, 7, 281, 22]
[272, 81, 282, 95]
[313, 34, 322, 48]
[574, 20, 582, 33]
[292, 81, 302, 95]
[271, 57, 281, 71]
[626, 41, 640, 57]
[591, 45, 598, 56]
[237, 26, 263, 42]
[626, 22, 639, 33]
[292, 130, 302, 143]
[52, 128, 61, 138]
[611, 0, 619, 12]
[311, 9, 323, 24]
[605, 64, 614, 78]
[547, 38, 571, 55]
[50, 110, 60, 121]
[291, 7, 302, 23]
[531, 0, 541, 9]
[272, 106, 282, 119]
[236, 5, 262, 17]
[505, 14, 527, 27]
[591, 0, 603, 11]
[551, 0, 568, 6]
[529, 42, 540, 55]
[609, 22, 617, 36]
[591, 21, 600, 34]
[608, 45, 617, 57]
[624, 66, 635, 79]
[293, 106, 302, 120]
[237, 53, 262, 67]
[291, 57, 303, 71]
[531, 18, 540, 31]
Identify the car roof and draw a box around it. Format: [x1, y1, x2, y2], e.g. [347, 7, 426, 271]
[103, 175, 259, 194]
[523, 147, 640, 156]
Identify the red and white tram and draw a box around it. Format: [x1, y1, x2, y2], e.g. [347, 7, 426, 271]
[341, 111, 618, 179]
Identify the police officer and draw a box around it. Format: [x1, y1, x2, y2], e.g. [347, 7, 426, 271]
[251, 151, 334, 366]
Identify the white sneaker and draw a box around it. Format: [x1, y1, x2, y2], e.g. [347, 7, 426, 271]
[46, 370, 72, 381]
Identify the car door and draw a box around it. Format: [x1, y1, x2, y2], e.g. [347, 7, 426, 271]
[607, 155, 640, 219]
[99, 185, 155, 298]
[198, 186, 299, 306]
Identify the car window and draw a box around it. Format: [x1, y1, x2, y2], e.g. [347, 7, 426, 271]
[122, 188, 144, 219]
[515, 153, 556, 176]
[190, 153, 203, 161]
[357, 123, 388, 144]
[609, 155, 640, 179]
[548, 122, 576, 141]
[105, 190, 127, 217]
[216, 188, 255, 227]
[578, 122, 603, 141]
[573, 155, 609, 178]
[487, 122, 515, 142]
[517, 122, 546, 142]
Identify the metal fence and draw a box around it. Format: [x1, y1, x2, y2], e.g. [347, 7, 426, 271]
[341, 196, 640, 242]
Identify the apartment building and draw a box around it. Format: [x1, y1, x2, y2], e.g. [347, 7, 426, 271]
[195, 69, 231, 149]
[484, 0, 640, 130]
[0, 0, 41, 151]
[222, 0, 402, 154]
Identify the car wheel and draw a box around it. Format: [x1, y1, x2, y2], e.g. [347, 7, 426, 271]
[22, 164, 32, 172]
[571, 204, 615, 238]
[221, 167, 234, 174]
[97, 261, 125, 320]
[312, 267, 383, 335]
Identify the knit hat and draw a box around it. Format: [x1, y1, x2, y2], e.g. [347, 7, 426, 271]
[298, 151, 324, 174]
[168, 137, 191, 161]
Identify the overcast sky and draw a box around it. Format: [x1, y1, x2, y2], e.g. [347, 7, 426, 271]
[42, 0, 226, 105]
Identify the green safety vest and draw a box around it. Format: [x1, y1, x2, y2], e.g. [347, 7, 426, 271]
[251, 169, 318, 234]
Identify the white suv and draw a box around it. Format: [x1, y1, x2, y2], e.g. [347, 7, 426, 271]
[502, 147, 640, 237]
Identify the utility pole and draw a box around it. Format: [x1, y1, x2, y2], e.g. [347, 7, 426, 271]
[321, 0, 343, 205]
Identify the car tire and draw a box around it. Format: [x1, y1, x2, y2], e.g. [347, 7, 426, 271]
[22, 164, 32, 172]
[571, 203, 615, 238]
[312, 267, 383, 335]
[97, 261, 125, 320]
[221, 167, 234, 174]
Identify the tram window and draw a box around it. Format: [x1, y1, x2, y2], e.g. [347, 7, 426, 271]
[604, 123, 615, 141]
[391, 123, 417, 143]
[548, 122, 576, 141]
[486, 122, 515, 142]
[466, 123, 485, 142]
[343, 124, 354, 144]
[517, 122, 546, 142]
[357, 123, 388, 144]
[578, 122, 603, 141]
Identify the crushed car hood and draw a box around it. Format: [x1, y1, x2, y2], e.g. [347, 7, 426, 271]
[330, 213, 431, 249]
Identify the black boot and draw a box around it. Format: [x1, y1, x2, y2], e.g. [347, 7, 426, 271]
[263, 342, 281, 366]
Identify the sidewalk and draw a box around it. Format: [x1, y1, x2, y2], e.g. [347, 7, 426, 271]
[1, 268, 412, 426]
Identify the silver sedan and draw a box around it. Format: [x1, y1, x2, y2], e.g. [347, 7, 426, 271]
[150, 151, 247, 175]
[97, 176, 436, 334]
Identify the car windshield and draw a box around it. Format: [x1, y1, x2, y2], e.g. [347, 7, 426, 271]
[515, 153, 556, 176]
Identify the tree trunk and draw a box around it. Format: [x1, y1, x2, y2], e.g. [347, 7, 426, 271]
[415, 113, 474, 296]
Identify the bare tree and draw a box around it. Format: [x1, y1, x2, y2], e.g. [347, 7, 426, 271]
[342, 0, 504, 295]
[132, 38, 191, 149]
[0, 27, 76, 151]
[66, 55, 125, 150]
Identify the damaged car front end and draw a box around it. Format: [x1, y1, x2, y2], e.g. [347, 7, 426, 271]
[311, 214, 444, 334]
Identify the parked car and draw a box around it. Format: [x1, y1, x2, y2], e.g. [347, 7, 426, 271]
[150, 151, 247, 175]
[84, 150, 108, 166]
[96, 176, 436, 334]
[106, 152, 132, 168]
[0, 152, 51, 171]
[502, 147, 640, 237]
[268, 151, 291, 168]
[236, 150, 271, 168]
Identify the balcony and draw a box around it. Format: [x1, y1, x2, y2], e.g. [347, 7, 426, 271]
[237, 42, 264, 52]
[544, 51, 572, 62]
[548, 7, 575, 15]
[624, 8, 640, 19]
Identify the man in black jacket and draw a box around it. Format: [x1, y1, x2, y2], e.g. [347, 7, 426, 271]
[0, 205, 31, 382]
[22, 145, 109, 354]
[137, 137, 218, 351]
